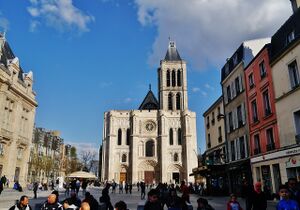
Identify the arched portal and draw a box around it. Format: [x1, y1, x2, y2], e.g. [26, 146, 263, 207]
[138, 160, 159, 184]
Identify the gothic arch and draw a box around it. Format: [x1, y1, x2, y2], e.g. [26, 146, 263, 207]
[176, 93, 181, 110]
[177, 69, 182, 86]
[168, 92, 173, 110]
[166, 70, 171, 87]
[172, 70, 176, 87]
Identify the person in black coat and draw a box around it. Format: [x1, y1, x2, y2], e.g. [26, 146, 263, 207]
[248, 182, 267, 210]
[144, 189, 163, 210]
[100, 184, 113, 210]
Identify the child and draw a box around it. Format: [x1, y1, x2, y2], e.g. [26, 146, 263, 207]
[227, 194, 243, 210]
[276, 184, 300, 210]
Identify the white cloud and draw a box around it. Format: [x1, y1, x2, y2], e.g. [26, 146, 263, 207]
[27, 0, 94, 33]
[0, 16, 9, 31]
[133, 0, 291, 70]
[192, 87, 200, 93]
[124, 97, 134, 103]
[200, 90, 208, 97]
[65, 142, 99, 158]
[204, 83, 215, 91]
[29, 20, 40, 32]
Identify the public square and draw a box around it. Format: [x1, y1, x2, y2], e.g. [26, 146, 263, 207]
[0, 185, 277, 210]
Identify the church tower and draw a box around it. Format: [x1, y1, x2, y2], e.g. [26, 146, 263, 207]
[158, 41, 188, 111]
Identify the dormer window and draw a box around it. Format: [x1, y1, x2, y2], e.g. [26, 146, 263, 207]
[233, 53, 238, 66]
[287, 30, 295, 45]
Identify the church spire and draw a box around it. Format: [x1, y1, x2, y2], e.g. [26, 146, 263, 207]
[164, 40, 182, 61]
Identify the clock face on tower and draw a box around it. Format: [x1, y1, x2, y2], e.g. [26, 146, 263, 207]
[145, 121, 155, 132]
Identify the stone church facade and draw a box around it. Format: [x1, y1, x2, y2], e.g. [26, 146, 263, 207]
[101, 42, 198, 184]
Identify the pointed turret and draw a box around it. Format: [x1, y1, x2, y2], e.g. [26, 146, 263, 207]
[139, 85, 159, 110]
[164, 41, 181, 61]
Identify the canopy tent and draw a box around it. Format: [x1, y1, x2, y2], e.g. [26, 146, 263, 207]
[66, 171, 97, 179]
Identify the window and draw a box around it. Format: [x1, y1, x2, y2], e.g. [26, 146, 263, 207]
[237, 105, 243, 127]
[218, 107, 221, 115]
[0, 143, 4, 156]
[288, 60, 300, 89]
[212, 112, 215, 125]
[287, 30, 295, 44]
[177, 70, 182, 86]
[249, 73, 254, 89]
[126, 129, 130, 145]
[233, 53, 238, 66]
[174, 153, 178, 162]
[218, 126, 222, 143]
[294, 110, 300, 143]
[225, 63, 229, 75]
[239, 136, 245, 159]
[263, 90, 271, 116]
[122, 154, 127, 162]
[207, 134, 211, 148]
[169, 128, 173, 145]
[206, 116, 210, 129]
[176, 93, 181, 110]
[227, 85, 232, 102]
[235, 77, 241, 94]
[172, 70, 176, 87]
[168, 93, 173, 110]
[178, 128, 182, 145]
[231, 141, 235, 161]
[259, 61, 267, 79]
[117, 129, 122, 145]
[251, 100, 258, 123]
[266, 128, 275, 151]
[17, 148, 23, 160]
[166, 70, 171, 87]
[229, 112, 234, 132]
[145, 140, 154, 157]
[254, 134, 261, 155]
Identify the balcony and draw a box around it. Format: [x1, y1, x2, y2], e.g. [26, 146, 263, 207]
[217, 114, 224, 120]
[254, 148, 261, 155]
[266, 142, 275, 151]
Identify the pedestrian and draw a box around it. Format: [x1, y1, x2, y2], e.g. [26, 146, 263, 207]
[41, 194, 63, 210]
[137, 181, 140, 191]
[125, 182, 128, 194]
[75, 179, 80, 195]
[9, 195, 32, 210]
[62, 199, 77, 210]
[82, 192, 99, 210]
[129, 183, 132, 194]
[119, 183, 123, 194]
[33, 182, 38, 199]
[277, 184, 300, 210]
[166, 189, 182, 210]
[82, 180, 88, 196]
[0, 179, 3, 195]
[227, 194, 243, 210]
[197, 197, 214, 210]
[64, 181, 70, 197]
[79, 202, 90, 210]
[144, 189, 163, 210]
[140, 181, 146, 200]
[287, 177, 300, 207]
[1, 175, 7, 186]
[248, 182, 267, 210]
[114, 201, 127, 210]
[99, 184, 113, 210]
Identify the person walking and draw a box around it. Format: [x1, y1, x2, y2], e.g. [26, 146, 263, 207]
[227, 194, 243, 210]
[140, 181, 146, 200]
[33, 182, 38, 199]
[41, 194, 63, 210]
[287, 177, 300, 207]
[277, 184, 300, 210]
[197, 197, 214, 210]
[9, 195, 32, 210]
[144, 189, 163, 210]
[0, 179, 3, 195]
[248, 182, 267, 210]
[99, 184, 113, 210]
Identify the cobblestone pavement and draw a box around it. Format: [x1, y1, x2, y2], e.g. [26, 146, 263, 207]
[0, 186, 277, 210]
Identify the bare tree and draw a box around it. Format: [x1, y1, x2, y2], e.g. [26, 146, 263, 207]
[80, 150, 97, 172]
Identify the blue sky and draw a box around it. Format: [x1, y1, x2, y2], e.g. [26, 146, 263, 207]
[0, 0, 292, 155]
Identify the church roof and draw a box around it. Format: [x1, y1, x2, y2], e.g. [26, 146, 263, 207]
[164, 41, 182, 61]
[139, 88, 159, 110]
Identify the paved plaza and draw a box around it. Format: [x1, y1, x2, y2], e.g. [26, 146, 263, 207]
[0, 186, 277, 210]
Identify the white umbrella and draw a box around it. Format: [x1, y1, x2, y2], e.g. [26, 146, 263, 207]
[66, 171, 97, 179]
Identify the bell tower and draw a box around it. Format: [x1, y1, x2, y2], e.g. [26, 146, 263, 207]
[158, 41, 188, 111]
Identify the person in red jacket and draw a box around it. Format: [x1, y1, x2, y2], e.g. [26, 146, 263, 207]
[227, 194, 243, 210]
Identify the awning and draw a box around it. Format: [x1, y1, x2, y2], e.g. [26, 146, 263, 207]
[66, 171, 97, 179]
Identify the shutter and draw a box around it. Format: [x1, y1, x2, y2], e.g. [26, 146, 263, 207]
[226, 114, 229, 133]
[224, 87, 228, 104]
[241, 103, 246, 125]
[232, 82, 236, 98]
[233, 109, 237, 130]
[239, 75, 243, 91]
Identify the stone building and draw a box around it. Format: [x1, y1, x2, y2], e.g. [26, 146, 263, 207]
[0, 33, 37, 187]
[221, 38, 270, 194]
[101, 41, 198, 184]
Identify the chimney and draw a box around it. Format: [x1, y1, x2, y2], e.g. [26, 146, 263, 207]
[290, 0, 300, 13]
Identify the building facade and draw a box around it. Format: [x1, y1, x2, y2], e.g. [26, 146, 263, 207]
[245, 44, 281, 194]
[252, 7, 300, 187]
[221, 39, 270, 194]
[202, 96, 227, 195]
[101, 41, 198, 184]
[0, 33, 37, 187]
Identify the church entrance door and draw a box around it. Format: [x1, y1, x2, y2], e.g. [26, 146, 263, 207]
[173, 172, 180, 184]
[120, 172, 127, 183]
[144, 171, 154, 184]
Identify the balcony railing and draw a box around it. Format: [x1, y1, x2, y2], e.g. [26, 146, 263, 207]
[217, 114, 224, 120]
[266, 142, 275, 151]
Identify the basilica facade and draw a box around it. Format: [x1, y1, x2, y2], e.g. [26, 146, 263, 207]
[101, 42, 198, 184]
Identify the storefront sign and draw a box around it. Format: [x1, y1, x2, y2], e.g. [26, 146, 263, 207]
[251, 146, 300, 163]
[286, 157, 300, 168]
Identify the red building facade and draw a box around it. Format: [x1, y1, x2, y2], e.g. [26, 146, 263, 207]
[244, 44, 280, 192]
